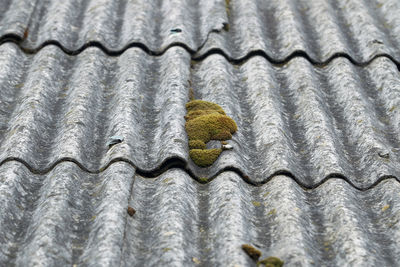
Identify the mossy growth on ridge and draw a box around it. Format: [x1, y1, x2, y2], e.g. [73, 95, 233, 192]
[185, 100, 237, 167]
[189, 140, 207, 149]
[189, 148, 222, 167]
[242, 244, 261, 261]
[256, 257, 284, 267]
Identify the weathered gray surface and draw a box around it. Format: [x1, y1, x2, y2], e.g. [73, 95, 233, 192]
[197, 0, 400, 62]
[0, 161, 135, 267]
[0, 43, 190, 173]
[1, 0, 400, 63]
[125, 170, 400, 267]
[1, 0, 400, 266]
[1, 164, 399, 266]
[0, 0, 228, 53]
[0, 43, 399, 187]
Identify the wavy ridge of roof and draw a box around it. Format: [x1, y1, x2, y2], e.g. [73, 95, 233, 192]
[0, 0, 399, 64]
[1, 162, 399, 266]
[0, 43, 399, 188]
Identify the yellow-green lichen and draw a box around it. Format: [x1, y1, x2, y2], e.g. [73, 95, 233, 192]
[268, 208, 276, 216]
[192, 257, 201, 264]
[252, 201, 262, 207]
[257, 257, 284, 267]
[185, 100, 237, 167]
[382, 205, 390, 212]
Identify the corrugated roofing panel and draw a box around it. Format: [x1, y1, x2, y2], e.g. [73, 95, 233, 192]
[0, 43, 399, 187]
[197, 0, 400, 62]
[0, 161, 135, 266]
[1, 164, 400, 266]
[1, 1, 400, 264]
[0, 0, 228, 53]
[1, 0, 399, 63]
[0, 43, 190, 172]
[125, 170, 400, 266]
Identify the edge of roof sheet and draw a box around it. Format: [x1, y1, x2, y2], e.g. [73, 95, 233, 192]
[2, 162, 400, 266]
[2, 157, 399, 191]
[0, 43, 399, 190]
[2, 0, 400, 66]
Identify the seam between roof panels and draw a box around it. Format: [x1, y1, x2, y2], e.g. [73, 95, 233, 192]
[119, 166, 136, 267]
[0, 23, 223, 57]
[0, 37, 399, 71]
[1, 157, 399, 191]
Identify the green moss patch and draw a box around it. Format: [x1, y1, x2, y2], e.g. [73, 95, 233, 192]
[186, 100, 225, 113]
[189, 140, 207, 149]
[189, 148, 222, 167]
[198, 177, 209, 183]
[242, 244, 261, 261]
[185, 100, 237, 167]
[186, 113, 236, 144]
[257, 257, 284, 267]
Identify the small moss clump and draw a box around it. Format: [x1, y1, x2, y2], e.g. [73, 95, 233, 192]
[185, 100, 237, 167]
[198, 177, 208, 183]
[242, 244, 261, 261]
[189, 148, 222, 167]
[257, 257, 284, 267]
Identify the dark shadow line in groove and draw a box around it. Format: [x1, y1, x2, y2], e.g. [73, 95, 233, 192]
[0, 28, 224, 57]
[0, 36, 195, 56]
[192, 48, 400, 70]
[1, 157, 399, 191]
[0, 36, 399, 71]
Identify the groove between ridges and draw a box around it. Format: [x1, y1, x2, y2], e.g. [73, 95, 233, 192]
[1, 157, 399, 191]
[0, 37, 399, 71]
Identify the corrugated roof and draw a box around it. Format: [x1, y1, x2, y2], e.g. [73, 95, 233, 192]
[197, 0, 400, 62]
[1, 162, 400, 266]
[1, 0, 400, 63]
[1, 0, 400, 266]
[0, 43, 399, 187]
[0, 161, 135, 266]
[0, 0, 228, 54]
